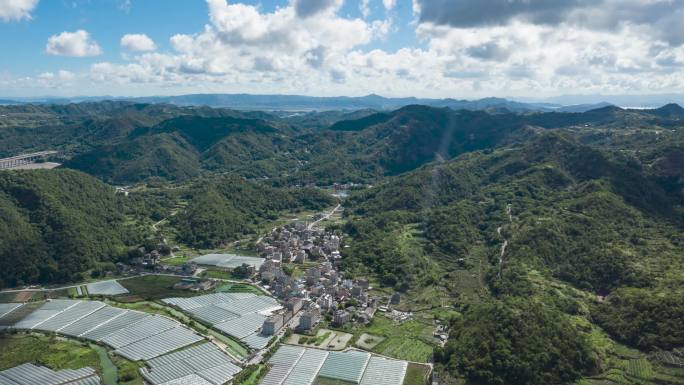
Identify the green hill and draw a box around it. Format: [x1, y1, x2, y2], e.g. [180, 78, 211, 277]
[65, 133, 202, 183]
[6, 101, 682, 186]
[173, 175, 334, 248]
[66, 115, 301, 184]
[342, 132, 683, 384]
[0, 170, 135, 288]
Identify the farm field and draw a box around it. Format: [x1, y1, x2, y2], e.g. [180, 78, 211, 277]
[160, 256, 190, 266]
[403, 363, 431, 385]
[355, 333, 385, 350]
[0, 291, 44, 303]
[216, 283, 265, 295]
[289, 329, 353, 350]
[117, 275, 198, 301]
[0, 334, 144, 384]
[201, 268, 234, 280]
[342, 314, 435, 363]
[0, 334, 100, 371]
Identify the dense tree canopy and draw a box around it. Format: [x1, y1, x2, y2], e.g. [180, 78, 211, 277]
[173, 175, 334, 248]
[593, 287, 684, 350]
[436, 298, 596, 385]
[0, 170, 134, 287]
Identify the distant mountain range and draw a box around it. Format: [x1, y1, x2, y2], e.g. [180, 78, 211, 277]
[0, 93, 615, 113]
[518, 93, 684, 108]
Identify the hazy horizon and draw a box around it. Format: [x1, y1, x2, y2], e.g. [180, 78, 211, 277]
[3, 91, 684, 110]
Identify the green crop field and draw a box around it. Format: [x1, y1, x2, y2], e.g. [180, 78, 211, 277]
[346, 314, 435, 363]
[627, 359, 654, 379]
[404, 363, 430, 385]
[0, 334, 99, 371]
[0, 334, 144, 384]
[161, 256, 190, 266]
[216, 283, 264, 295]
[201, 268, 233, 280]
[376, 338, 433, 363]
[117, 275, 198, 301]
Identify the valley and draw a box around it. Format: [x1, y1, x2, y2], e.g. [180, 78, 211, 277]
[0, 101, 682, 385]
[4, 1, 684, 384]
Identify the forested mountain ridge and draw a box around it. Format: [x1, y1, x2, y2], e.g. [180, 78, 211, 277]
[0, 102, 277, 159]
[341, 131, 683, 384]
[3, 101, 684, 186]
[0, 170, 334, 288]
[172, 174, 334, 248]
[63, 115, 300, 184]
[0, 170, 136, 287]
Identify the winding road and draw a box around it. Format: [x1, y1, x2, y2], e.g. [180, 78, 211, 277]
[308, 204, 341, 230]
[497, 204, 512, 277]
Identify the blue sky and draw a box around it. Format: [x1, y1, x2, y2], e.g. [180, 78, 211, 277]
[1, 0, 684, 98]
[0, 1, 419, 76]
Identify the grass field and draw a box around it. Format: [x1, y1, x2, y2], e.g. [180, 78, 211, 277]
[216, 283, 264, 295]
[201, 269, 234, 280]
[0, 334, 100, 371]
[67, 287, 78, 298]
[161, 256, 190, 266]
[0, 333, 144, 384]
[404, 363, 430, 385]
[298, 330, 332, 346]
[210, 330, 250, 358]
[346, 314, 434, 363]
[111, 354, 145, 385]
[117, 275, 197, 301]
[0, 291, 44, 303]
[0, 292, 18, 303]
[355, 333, 385, 350]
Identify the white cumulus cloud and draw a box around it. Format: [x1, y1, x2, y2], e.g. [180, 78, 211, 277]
[121, 33, 156, 52]
[8, 0, 682, 98]
[0, 0, 38, 22]
[360, 0, 370, 18]
[46, 30, 102, 57]
[382, 0, 396, 11]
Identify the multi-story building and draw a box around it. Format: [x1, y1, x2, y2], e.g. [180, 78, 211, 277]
[286, 297, 303, 314]
[298, 310, 321, 331]
[262, 313, 284, 336]
[333, 310, 350, 326]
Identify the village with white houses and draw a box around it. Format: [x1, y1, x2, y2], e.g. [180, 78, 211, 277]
[254, 216, 412, 337]
[0, 204, 436, 385]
